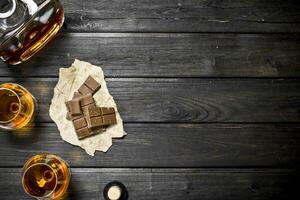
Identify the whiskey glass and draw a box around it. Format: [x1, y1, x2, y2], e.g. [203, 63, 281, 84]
[22, 153, 71, 200]
[0, 0, 64, 65]
[0, 82, 37, 130]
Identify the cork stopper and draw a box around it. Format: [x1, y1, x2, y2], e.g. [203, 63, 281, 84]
[107, 185, 122, 200]
[103, 181, 128, 200]
[0, 0, 16, 19]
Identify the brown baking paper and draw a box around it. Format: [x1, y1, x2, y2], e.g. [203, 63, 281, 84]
[49, 59, 126, 156]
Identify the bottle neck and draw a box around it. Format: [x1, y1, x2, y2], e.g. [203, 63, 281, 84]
[0, 0, 17, 19]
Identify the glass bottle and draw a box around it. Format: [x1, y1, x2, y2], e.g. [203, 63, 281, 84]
[0, 0, 64, 65]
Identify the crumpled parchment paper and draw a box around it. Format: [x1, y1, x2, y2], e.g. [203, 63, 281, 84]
[49, 59, 126, 156]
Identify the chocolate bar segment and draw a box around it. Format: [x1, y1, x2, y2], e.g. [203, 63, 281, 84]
[85, 76, 101, 91]
[78, 76, 101, 95]
[73, 117, 87, 129]
[103, 114, 117, 125]
[100, 107, 115, 115]
[78, 84, 93, 95]
[89, 116, 104, 127]
[87, 105, 102, 117]
[86, 105, 117, 127]
[76, 127, 91, 140]
[80, 94, 94, 106]
[87, 106, 115, 117]
[65, 99, 81, 116]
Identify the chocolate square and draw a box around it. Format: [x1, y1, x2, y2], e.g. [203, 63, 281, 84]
[85, 76, 101, 91]
[65, 99, 81, 116]
[80, 94, 94, 106]
[73, 117, 87, 129]
[78, 84, 93, 95]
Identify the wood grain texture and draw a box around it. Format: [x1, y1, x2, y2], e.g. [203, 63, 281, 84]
[0, 77, 299, 123]
[1, 33, 299, 77]
[0, 123, 299, 167]
[0, 168, 298, 200]
[61, 0, 300, 33]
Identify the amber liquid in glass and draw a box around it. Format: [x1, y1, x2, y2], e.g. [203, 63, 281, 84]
[23, 164, 58, 197]
[0, 83, 36, 129]
[22, 154, 70, 200]
[0, 0, 64, 65]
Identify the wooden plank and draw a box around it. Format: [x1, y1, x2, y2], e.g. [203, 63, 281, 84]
[60, 0, 300, 33]
[0, 123, 299, 167]
[0, 77, 299, 123]
[0, 168, 298, 200]
[1, 33, 299, 77]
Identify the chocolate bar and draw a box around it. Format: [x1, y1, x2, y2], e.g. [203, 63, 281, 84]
[64, 76, 117, 140]
[78, 76, 101, 95]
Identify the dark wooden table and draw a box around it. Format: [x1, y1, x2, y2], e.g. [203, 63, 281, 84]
[1, 0, 300, 199]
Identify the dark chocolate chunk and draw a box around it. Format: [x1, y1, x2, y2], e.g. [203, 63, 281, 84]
[78, 76, 101, 95]
[76, 127, 91, 140]
[102, 114, 117, 125]
[89, 116, 104, 127]
[80, 94, 94, 106]
[85, 76, 101, 91]
[100, 107, 115, 115]
[65, 99, 81, 116]
[78, 84, 93, 95]
[86, 106, 117, 127]
[87, 105, 102, 117]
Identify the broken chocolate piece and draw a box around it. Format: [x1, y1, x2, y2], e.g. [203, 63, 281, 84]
[80, 94, 94, 106]
[85, 76, 101, 91]
[103, 114, 117, 125]
[76, 127, 91, 140]
[86, 105, 117, 127]
[78, 84, 93, 95]
[65, 99, 81, 116]
[78, 76, 101, 95]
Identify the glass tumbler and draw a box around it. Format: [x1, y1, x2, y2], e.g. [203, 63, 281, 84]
[21, 153, 71, 200]
[0, 82, 37, 130]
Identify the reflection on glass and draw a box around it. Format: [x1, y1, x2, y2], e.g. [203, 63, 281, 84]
[0, 0, 64, 65]
[22, 153, 71, 200]
[0, 82, 37, 130]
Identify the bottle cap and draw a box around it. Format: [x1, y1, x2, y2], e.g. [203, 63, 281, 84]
[103, 181, 128, 200]
[0, 0, 16, 19]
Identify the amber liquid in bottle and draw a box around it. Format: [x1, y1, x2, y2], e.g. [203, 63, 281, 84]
[22, 154, 71, 200]
[0, 83, 36, 129]
[0, 0, 64, 65]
